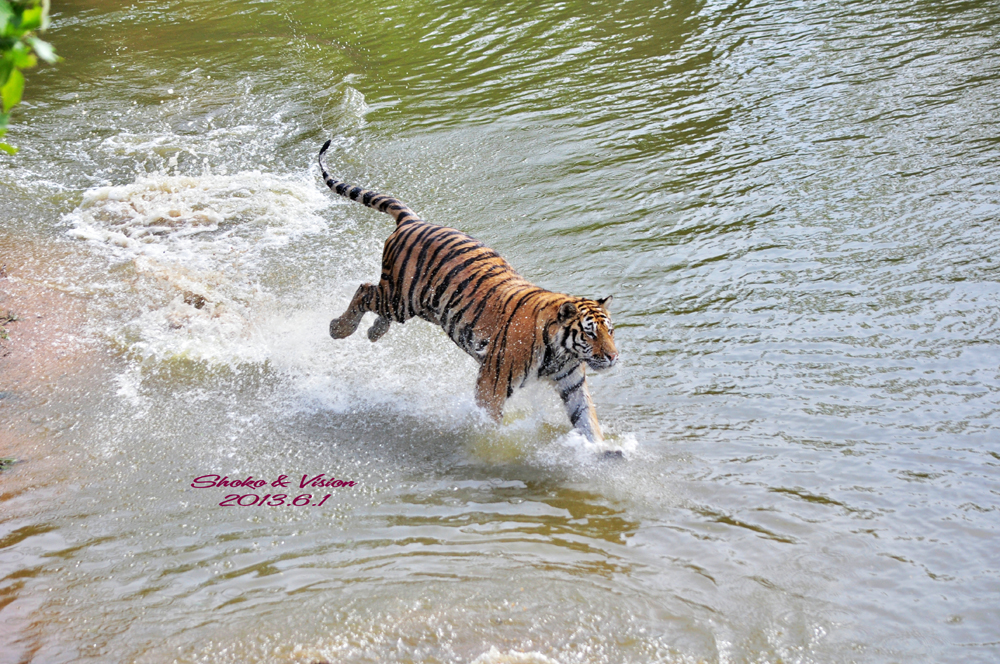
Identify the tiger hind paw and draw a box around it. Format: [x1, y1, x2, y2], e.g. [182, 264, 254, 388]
[330, 316, 359, 339]
[367, 316, 390, 342]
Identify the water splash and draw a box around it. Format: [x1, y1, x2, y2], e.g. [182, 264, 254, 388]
[64, 169, 332, 362]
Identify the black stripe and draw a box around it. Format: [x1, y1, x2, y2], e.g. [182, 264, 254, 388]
[402, 226, 448, 312]
[420, 242, 486, 310]
[465, 275, 520, 331]
[553, 363, 578, 382]
[538, 347, 554, 377]
[387, 221, 435, 271]
[397, 224, 443, 316]
[489, 289, 539, 376]
[425, 232, 477, 272]
[441, 255, 502, 308]
[432, 249, 498, 310]
[516, 297, 547, 383]
[416, 233, 471, 309]
[570, 404, 586, 426]
[362, 190, 375, 206]
[424, 241, 482, 294]
[443, 264, 508, 338]
[559, 377, 585, 401]
[434, 237, 484, 268]
[441, 274, 485, 327]
[458, 325, 476, 354]
[395, 222, 439, 268]
[431, 250, 496, 311]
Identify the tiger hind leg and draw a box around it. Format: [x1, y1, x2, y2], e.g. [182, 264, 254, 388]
[330, 283, 390, 340]
[367, 315, 390, 341]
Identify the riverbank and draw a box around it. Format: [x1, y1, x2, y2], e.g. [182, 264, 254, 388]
[0, 232, 107, 468]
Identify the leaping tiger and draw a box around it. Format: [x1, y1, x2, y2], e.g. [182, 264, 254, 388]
[318, 140, 619, 444]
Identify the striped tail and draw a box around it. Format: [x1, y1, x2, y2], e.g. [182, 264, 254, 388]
[318, 140, 421, 226]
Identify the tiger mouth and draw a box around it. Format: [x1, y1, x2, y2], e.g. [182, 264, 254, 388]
[587, 356, 617, 371]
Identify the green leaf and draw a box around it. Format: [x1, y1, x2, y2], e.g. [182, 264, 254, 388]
[0, 1, 54, 157]
[11, 45, 37, 69]
[1, 66, 23, 111]
[0, 3, 14, 37]
[0, 86, 10, 154]
[19, 6, 42, 31]
[27, 36, 54, 63]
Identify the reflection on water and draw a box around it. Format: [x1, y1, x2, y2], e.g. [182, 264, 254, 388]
[2, 0, 1000, 662]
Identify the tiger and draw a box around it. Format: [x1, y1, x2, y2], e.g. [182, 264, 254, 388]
[318, 140, 619, 444]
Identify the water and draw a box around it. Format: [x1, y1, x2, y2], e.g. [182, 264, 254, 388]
[2, 0, 999, 661]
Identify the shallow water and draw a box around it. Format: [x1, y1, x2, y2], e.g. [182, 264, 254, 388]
[1, 0, 999, 662]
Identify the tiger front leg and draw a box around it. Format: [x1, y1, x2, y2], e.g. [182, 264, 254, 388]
[554, 364, 604, 443]
[329, 283, 391, 341]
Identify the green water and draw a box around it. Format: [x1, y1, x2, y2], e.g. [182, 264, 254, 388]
[2, 0, 999, 662]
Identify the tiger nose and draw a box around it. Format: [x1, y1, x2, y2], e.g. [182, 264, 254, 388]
[608, 351, 619, 365]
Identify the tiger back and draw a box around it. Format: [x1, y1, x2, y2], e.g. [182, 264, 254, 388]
[318, 140, 618, 443]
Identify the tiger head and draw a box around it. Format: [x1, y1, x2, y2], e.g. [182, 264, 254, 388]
[556, 296, 618, 371]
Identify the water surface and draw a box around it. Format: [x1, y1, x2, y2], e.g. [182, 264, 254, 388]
[2, 0, 999, 662]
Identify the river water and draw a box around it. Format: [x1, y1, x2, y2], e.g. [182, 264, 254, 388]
[1, 0, 999, 662]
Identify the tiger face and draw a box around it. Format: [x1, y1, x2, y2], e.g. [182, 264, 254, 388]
[557, 296, 618, 371]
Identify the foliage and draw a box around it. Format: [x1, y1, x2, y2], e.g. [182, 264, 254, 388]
[1, 0, 57, 155]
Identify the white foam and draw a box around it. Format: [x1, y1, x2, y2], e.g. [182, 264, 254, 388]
[66, 169, 330, 260]
[562, 425, 638, 455]
[65, 169, 333, 362]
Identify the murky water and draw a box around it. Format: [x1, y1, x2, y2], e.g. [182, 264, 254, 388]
[2, 0, 999, 662]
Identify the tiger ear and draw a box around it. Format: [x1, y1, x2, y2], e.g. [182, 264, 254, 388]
[558, 301, 578, 323]
[596, 295, 613, 311]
